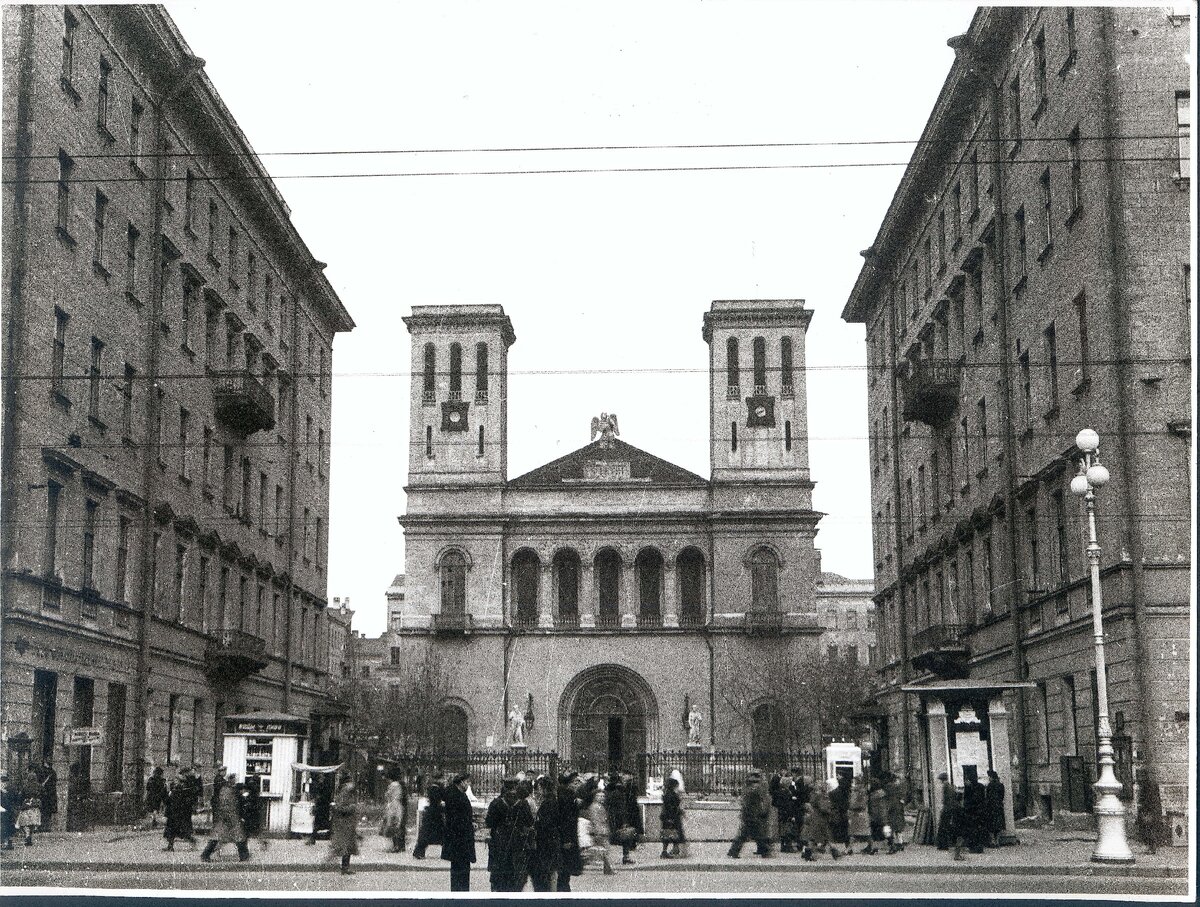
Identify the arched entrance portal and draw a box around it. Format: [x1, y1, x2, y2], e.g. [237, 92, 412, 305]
[560, 665, 658, 775]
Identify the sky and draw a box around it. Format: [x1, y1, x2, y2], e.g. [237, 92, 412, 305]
[164, 0, 978, 637]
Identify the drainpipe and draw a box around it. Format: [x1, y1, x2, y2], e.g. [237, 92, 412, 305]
[281, 292, 302, 713]
[130, 48, 206, 810]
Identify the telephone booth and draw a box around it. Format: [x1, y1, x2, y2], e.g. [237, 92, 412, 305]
[825, 741, 862, 784]
[220, 712, 309, 834]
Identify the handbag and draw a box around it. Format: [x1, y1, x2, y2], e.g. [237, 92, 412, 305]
[616, 824, 637, 844]
[660, 827, 681, 843]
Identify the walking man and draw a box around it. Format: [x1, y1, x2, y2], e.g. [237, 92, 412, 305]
[529, 775, 561, 891]
[200, 773, 249, 863]
[728, 771, 771, 858]
[442, 772, 477, 891]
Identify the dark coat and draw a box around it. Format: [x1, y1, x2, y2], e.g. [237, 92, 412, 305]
[607, 779, 644, 838]
[770, 775, 795, 823]
[660, 787, 683, 833]
[211, 784, 245, 844]
[485, 794, 512, 876]
[984, 779, 1006, 835]
[829, 779, 851, 843]
[163, 781, 196, 840]
[416, 783, 445, 847]
[329, 784, 360, 857]
[530, 793, 562, 875]
[502, 796, 535, 884]
[936, 781, 961, 847]
[556, 783, 583, 876]
[37, 766, 58, 817]
[1135, 780, 1168, 846]
[210, 774, 225, 814]
[961, 780, 987, 849]
[885, 778, 908, 831]
[240, 778, 264, 837]
[145, 772, 168, 813]
[801, 787, 832, 844]
[441, 783, 477, 865]
[739, 781, 771, 839]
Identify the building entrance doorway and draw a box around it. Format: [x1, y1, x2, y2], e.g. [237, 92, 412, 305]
[563, 666, 656, 776]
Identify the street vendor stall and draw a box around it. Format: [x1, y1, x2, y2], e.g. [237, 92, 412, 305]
[220, 712, 308, 834]
[288, 761, 342, 836]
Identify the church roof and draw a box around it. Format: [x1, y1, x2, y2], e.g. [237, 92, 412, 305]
[507, 438, 708, 488]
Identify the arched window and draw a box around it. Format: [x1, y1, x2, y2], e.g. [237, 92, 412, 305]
[752, 336, 767, 392]
[422, 343, 436, 400]
[751, 701, 787, 755]
[439, 550, 467, 615]
[749, 547, 779, 613]
[436, 703, 468, 758]
[595, 548, 621, 626]
[781, 337, 794, 394]
[475, 342, 489, 401]
[726, 337, 740, 390]
[511, 549, 540, 627]
[554, 549, 581, 621]
[448, 342, 462, 397]
[677, 547, 706, 626]
[635, 548, 663, 624]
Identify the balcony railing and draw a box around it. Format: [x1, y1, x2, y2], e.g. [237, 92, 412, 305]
[781, 383, 795, 398]
[726, 384, 740, 400]
[432, 612, 474, 635]
[753, 384, 767, 397]
[421, 389, 436, 405]
[594, 613, 621, 629]
[901, 359, 961, 427]
[512, 612, 539, 631]
[554, 612, 580, 629]
[678, 611, 706, 628]
[213, 370, 275, 435]
[204, 628, 268, 684]
[474, 390, 489, 405]
[911, 622, 970, 678]
[743, 610, 784, 635]
[636, 612, 662, 628]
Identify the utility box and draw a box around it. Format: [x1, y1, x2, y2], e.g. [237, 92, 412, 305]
[1167, 811, 1187, 847]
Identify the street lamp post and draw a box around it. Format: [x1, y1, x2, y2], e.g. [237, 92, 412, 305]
[1069, 428, 1134, 864]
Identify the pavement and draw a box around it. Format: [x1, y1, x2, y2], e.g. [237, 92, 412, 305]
[0, 824, 1188, 881]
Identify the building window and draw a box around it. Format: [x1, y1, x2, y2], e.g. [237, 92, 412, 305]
[1065, 8, 1077, 67]
[302, 507, 310, 560]
[881, 406, 889, 462]
[207, 200, 219, 260]
[511, 549, 539, 625]
[81, 499, 98, 591]
[444, 343, 461, 398]
[1019, 351, 1032, 428]
[1052, 489, 1069, 595]
[178, 407, 190, 478]
[475, 342, 489, 402]
[1014, 206, 1027, 279]
[635, 548, 663, 622]
[730, 422, 737, 453]
[222, 445, 234, 508]
[477, 425, 484, 458]
[390, 647, 401, 666]
[596, 548, 621, 624]
[1033, 28, 1047, 107]
[57, 150, 74, 240]
[1008, 74, 1021, 147]
[977, 397, 988, 470]
[827, 645, 838, 661]
[319, 347, 327, 397]
[93, 190, 108, 272]
[197, 555, 209, 627]
[951, 182, 962, 241]
[315, 516, 324, 569]
[917, 464, 927, 528]
[275, 484, 284, 537]
[749, 547, 779, 613]
[905, 477, 914, 538]
[258, 473, 267, 530]
[97, 57, 111, 134]
[61, 9, 77, 83]
[847, 645, 859, 664]
[181, 277, 197, 350]
[752, 336, 767, 392]
[184, 171, 195, 232]
[785, 420, 792, 452]
[1067, 127, 1082, 216]
[118, 364, 134, 438]
[130, 99, 143, 167]
[554, 548, 581, 619]
[1039, 168, 1053, 252]
[174, 544, 186, 621]
[678, 547, 706, 625]
[780, 337, 793, 394]
[937, 211, 946, 271]
[305, 415, 313, 466]
[318, 428, 326, 476]
[425, 425, 433, 459]
[969, 149, 980, 211]
[924, 237, 933, 293]
[1045, 322, 1059, 408]
[439, 550, 467, 615]
[726, 337, 740, 392]
[1177, 92, 1191, 176]
[971, 264, 984, 327]
[423, 343, 436, 403]
[51, 307, 68, 401]
[114, 514, 130, 603]
[87, 337, 104, 423]
[1026, 505, 1040, 591]
[1072, 291, 1089, 387]
[125, 224, 139, 297]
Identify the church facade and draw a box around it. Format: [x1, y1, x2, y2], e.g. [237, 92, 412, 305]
[389, 300, 838, 771]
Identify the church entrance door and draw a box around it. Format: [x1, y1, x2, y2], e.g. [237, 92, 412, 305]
[567, 670, 649, 775]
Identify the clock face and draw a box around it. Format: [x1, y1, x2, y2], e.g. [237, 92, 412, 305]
[755, 406, 767, 418]
[449, 411, 462, 423]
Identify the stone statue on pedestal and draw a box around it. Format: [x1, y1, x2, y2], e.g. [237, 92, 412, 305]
[507, 707, 526, 747]
[687, 707, 703, 746]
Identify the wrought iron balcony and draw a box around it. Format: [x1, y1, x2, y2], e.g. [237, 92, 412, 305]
[911, 622, 970, 678]
[678, 611, 706, 629]
[554, 612, 580, 629]
[213, 370, 275, 435]
[743, 610, 784, 635]
[512, 612, 539, 631]
[901, 359, 961, 427]
[205, 628, 268, 684]
[432, 612, 474, 635]
[636, 612, 663, 628]
[594, 613, 621, 629]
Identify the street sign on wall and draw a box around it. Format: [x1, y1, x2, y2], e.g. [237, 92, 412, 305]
[67, 727, 103, 746]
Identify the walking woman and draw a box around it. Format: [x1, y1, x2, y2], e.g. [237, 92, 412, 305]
[802, 779, 838, 860]
[381, 776, 409, 853]
[201, 773, 249, 863]
[555, 772, 583, 892]
[885, 772, 908, 854]
[528, 775, 561, 891]
[328, 778, 360, 875]
[412, 776, 445, 859]
[849, 774, 877, 854]
[581, 777, 615, 875]
[659, 775, 685, 858]
[828, 775, 852, 858]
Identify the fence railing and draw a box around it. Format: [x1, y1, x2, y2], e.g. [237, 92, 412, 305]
[388, 750, 560, 798]
[640, 750, 823, 798]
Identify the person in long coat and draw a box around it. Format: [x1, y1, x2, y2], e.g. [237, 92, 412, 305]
[581, 778, 615, 874]
[413, 778, 445, 858]
[144, 767, 167, 829]
[771, 771, 799, 853]
[727, 772, 771, 858]
[607, 773, 643, 864]
[328, 779, 360, 875]
[884, 773, 908, 853]
[659, 776, 684, 858]
[442, 772, 477, 892]
[15, 770, 42, 846]
[849, 774, 877, 854]
[485, 779, 515, 891]
[381, 778, 409, 853]
[504, 780, 536, 891]
[1, 774, 19, 849]
[241, 774, 266, 850]
[528, 775, 561, 891]
[961, 774, 987, 854]
[1135, 779, 1168, 854]
[36, 762, 57, 832]
[201, 773, 249, 862]
[801, 781, 835, 860]
[163, 775, 197, 850]
[984, 770, 1006, 847]
[555, 772, 583, 891]
[868, 777, 888, 844]
[935, 773, 963, 859]
[828, 774, 852, 853]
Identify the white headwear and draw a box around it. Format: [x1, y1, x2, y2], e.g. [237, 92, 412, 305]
[669, 769, 685, 795]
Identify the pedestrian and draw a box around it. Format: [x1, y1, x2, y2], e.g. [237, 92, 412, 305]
[555, 771, 583, 891]
[961, 773, 987, 854]
[15, 769, 42, 846]
[1134, 779, 1168, 854]
[327, 777, 360, 875]
[728, 771, 771, 858]
[770, 769, 799, 853]
[829, 774, 852, 856]
[241, 773, 267, 851]
[935, 772, 964, 860]
[485, 778, 516, 891]
[505, 780, 536, 891]
[306, 771, 334, 845]
[184, 765, 204, 830]
[210, 766, 226, 816]
[984, 770, 1006, 847]
[791, 769, 812, 848]
[144, 766, 167, 829]
[200, 773, 249, 863]
[1, 774, 18, 850]
[800, 779, 835, 860]
[412, 776, 445, 859]
[581, 777, 615, 875]
[659, 775, 685, 858]
[442, 771, 477, 892]
[529, 774, 561, 891]
[163, 774, 197, 850]
[608, 771, 643, 864]
[868, 777, 888, 845]
[381, 776, 409, 853]
[848, 774, 876, 854]
[36, 761, 57, 832]
[884, 772, 908, 854]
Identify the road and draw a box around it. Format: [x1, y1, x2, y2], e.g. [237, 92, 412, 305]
[3, 867, 1188, 896]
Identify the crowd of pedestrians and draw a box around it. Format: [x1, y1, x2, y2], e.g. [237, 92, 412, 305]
[935, 769, 1006, 859]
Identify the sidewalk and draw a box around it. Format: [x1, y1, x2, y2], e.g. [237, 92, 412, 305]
[0, 825, 1187, 879]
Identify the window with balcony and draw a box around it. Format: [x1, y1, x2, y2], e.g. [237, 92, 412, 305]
[678, 547, 705, 626]
[475, 342, 489, 403]
[780, 337, 794, 396]
[752, 336, 767, 394]
[726, 337, 740, 396]
[449, 342, 462, 400]
[596, 548, 621, 626]
[422, 343, 436, 404]
[749, 546, 780, 613]
[439, 550, 467, 616]
[511, 549, 539, 627]
[636, 548, 663, 625]
[554, 548, 581, 623]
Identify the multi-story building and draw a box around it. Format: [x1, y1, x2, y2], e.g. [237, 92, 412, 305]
[387, 299, 842, 770]
[1, 5, 354, 824]
[815, 573, 877, 668]
[842, 6, 1190, 825]
[327, 597, 356, 683]
[385, 574, 406, 633]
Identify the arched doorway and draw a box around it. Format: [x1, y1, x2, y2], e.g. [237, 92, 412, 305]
[560, 665, 657, 775]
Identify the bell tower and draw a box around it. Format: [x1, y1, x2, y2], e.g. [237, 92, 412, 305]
[403, 305, 515, 487]
[702, 299, 813, 490]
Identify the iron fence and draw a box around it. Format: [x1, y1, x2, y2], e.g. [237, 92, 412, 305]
[640, 750, 823, 798]
[388, 750, 560, 799]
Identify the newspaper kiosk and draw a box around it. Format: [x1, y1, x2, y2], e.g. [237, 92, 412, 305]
[221, 712, 309, 834]
[825, 741, 863, 784]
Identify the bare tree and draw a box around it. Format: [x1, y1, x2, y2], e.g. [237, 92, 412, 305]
[331, 650, 453, 758]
